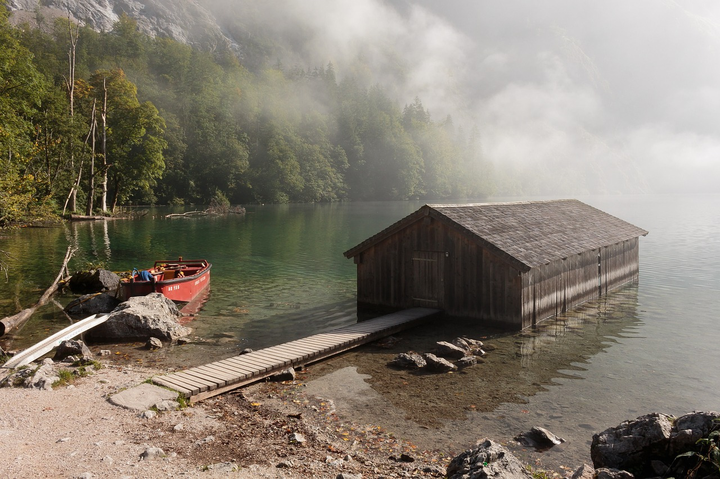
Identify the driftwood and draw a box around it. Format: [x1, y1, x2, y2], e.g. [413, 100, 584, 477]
[69, 214, 108, 221]
[165, 210, 208, 218]
[0, 246, 76, 337]
[165, 206, 246, 219]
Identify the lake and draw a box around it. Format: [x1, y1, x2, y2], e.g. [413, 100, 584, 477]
[1, 194, 718, 469]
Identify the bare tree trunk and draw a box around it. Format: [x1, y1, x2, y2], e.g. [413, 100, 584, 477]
[100, 77, 109, 213]
[0, 246, 76, 336]
[85, 101, 97, 216]
[63, 17, 80, 216]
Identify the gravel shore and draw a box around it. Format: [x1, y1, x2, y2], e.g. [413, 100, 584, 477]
[0, 362, 451, 478]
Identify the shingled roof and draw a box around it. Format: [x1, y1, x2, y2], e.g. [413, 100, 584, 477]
[344, 199, 648, 270]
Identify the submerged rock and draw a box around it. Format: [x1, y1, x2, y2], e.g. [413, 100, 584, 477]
[85, 293, 190, 342]
[456, 356, 478, 369]
[514, 426, 565, 450]
[64, 292, 120, 318]
[388, 352, 426, 370]
[435, 341, 468, 359]
[422, 353, 457, 373]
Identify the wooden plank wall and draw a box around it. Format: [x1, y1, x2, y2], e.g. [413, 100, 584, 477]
[356, 217, 523, 329]
[355, 218, 641, 331]
[520, 238, 640, 327]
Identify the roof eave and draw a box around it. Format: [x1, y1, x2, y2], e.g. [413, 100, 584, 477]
[343, 205, 432, 258]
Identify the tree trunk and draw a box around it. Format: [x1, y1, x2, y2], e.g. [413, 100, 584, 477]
[85, 101, 97, 216]
[0, 246, 76, 336]
[63, 18, 80, 216]
[100, 77, 109, 213]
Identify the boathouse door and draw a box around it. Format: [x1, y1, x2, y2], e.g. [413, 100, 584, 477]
[411, 251, 444, 307]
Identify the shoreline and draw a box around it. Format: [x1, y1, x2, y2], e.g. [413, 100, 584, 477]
[0, 361, 456, 478]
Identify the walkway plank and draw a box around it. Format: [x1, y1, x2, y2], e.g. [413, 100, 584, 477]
[153, 308, 439, 403]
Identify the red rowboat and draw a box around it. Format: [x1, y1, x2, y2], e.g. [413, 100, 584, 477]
[121, 258, 212, 302]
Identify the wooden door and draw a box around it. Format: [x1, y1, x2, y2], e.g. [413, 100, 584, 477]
[411, 251, 444, 307]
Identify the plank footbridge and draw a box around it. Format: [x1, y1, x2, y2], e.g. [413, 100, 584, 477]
[153, 307, 439, 403]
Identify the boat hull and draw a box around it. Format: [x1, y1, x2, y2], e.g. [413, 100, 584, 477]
[122, 260, 212, 302]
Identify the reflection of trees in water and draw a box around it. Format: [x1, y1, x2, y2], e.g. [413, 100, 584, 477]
[319, 283, 641, 428]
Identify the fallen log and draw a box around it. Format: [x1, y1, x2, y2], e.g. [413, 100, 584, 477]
[0, 246, 76, 337]
[165, 210, 207, 218]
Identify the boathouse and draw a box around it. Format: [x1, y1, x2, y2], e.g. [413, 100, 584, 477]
[343, 200, 648, 330]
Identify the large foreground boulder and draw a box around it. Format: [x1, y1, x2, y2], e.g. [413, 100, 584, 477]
[447, 438, 533, 479]
[64, 293, 121, 318]
[591, 413, 674, 472]
[85, 293, 190, 342]
[69, 269, 120, 294]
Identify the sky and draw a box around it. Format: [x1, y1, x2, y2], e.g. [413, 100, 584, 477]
[230, 0, 720, 195]
[402, 0, 720, 194]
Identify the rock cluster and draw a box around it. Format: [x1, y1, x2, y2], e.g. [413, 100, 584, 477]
[388, 336, 488, 373]
[444, 411, 720, 479]
[590, 411, 720, 478]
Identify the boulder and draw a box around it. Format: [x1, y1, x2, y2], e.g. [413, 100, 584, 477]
[451, 337, 472, 352]
[669, 411, 720, 455]
[514, 426, 565, 450]
[454, 337, 487, 356]
[435, 341, 468, 359]
[53, 340, 93, 362]
[69, 269, 120, 294]
[388, 352, 426, 370]
[446, 438, 533, 479]
[25, 363, 58, 390]
[85, 293, 190, 342]
[423, 353, 457, 373]
[271, 367, 296, 382]
[591, 413, 674, 472]
[64, 293, 120, 318]
[462, 337, 485, 349]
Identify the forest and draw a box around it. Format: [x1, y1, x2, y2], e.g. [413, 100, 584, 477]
[0, 5, 494, 227]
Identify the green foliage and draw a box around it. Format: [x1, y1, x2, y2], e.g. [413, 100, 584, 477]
[176, 394, 189, 410]
[525, 466, 554, 479]
[0, 8, 497, 215]
[667, 420, 720, 479]
[52, 368, 75, 388]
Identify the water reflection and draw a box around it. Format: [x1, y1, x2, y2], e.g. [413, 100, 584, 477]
[304, 283, 641, 469]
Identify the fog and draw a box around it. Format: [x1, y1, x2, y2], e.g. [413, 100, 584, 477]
[211, 0, 720, 194]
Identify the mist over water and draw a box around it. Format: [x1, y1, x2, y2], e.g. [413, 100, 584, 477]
[200, 0, 720, 195]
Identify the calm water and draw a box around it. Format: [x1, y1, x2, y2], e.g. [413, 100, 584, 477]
[1, 195, 718, 467]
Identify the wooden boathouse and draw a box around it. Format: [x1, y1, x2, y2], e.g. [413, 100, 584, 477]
[343, 199, 648, 330]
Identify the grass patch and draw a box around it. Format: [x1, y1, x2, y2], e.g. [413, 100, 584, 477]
[526, 466, 556, 479]
[72, 359, 102, 370]
[52, 369, 75, 388]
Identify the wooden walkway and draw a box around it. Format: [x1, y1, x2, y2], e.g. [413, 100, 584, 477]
[153, 307, 439, 403]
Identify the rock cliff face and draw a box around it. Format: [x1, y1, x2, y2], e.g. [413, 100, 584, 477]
[6, 0, 236, 51]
